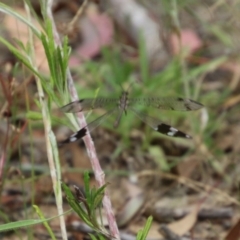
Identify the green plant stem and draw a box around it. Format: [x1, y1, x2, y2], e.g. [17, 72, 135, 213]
[24, 2, 67, 239]
[46, 0, 120, 239]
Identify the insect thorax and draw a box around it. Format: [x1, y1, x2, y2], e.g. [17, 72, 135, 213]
[118, 91, 129, 110]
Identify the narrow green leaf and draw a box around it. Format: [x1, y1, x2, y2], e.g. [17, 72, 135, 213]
[137, 229, 144, 240]
[84, 171, 91, 202]
[24, 0, 45, 30]
[139, 32, 149, 83]
[94, 185, 106, 198]
[47, 98, 52, 114]
[210, 25, 233, 47]
[62, 183, 94, 227]
[93, 185, 106, 208]
[33, 205, 56, 240]
[55, 48, 64, 91]
[98, 234, 107, 240]
[139, 216, 153, 240]
[41, 33, 56, 82]
[39, 0, 47, 22]
[186, 57, 227, 82]
[0, 219, 43, 232]
[68, 200, 89, 222]
[89, 233, 98, 240]
[89, 233, 106, 240]
[45, 19, 55, 53]
[26, 111, 43, 120]
[13, 38, 28, 52]
[62, 183, 74, 198]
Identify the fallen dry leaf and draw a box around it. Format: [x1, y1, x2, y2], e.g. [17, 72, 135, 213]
[177, 156, 201, 178]
[225, 218, 240, 240]
[168, 205, 199, 236]
[222, 95, 240, 110]
[123, 178, 143, 197]
[116, 180, 145, 227]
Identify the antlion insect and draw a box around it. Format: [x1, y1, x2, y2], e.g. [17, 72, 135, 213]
[59, 88, 203, 144]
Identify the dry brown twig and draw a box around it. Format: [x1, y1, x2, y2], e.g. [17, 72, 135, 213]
[137, 170, 240, 206]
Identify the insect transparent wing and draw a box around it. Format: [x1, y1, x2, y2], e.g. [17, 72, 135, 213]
[61, 98, 119, 113]
[113, 109, 125, 128]
[130, 107, 191, 138]
[59, 108, 118, 145]
[128, 97, 203, 111]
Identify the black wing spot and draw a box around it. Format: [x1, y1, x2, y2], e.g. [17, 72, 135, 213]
[157, 124, 191, 138]
[73, 128, 87, 140]
[157, 124, 171, 134]
[174, 130, 191, 138]
[177, 97, 184, 101]
[58, 128, 87, 146]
